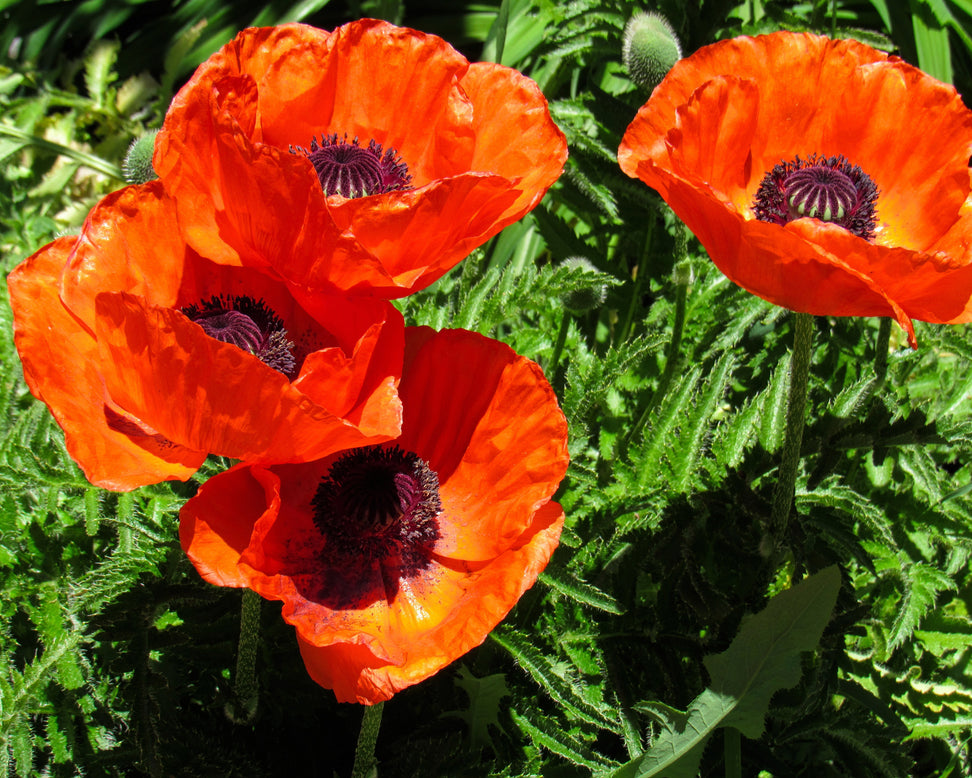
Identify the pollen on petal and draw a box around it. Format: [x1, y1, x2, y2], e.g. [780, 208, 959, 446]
[310, 445, 441, 606]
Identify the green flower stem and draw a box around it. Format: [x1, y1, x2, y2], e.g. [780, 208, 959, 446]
[228, 589, 261, 724]
[770, 312, 814, 540]
[351, 701, 385, 778]
[724, 727, 742, 778]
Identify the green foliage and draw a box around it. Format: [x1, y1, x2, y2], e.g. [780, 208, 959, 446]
[609, 567, 841, 778]
[3, 1, 972, 776]
[445, 666, 510, 752]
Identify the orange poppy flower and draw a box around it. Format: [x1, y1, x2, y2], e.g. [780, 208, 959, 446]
[153, 19, 567, 298]
[8, 181, 404, 491]
[618, 32, 972, 346]
[179, 328, 568, 704]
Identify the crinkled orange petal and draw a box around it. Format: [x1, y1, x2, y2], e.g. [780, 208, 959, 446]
[622, 34, 884, 176]
[155, 19, 566, 297]
[397, 328, 569, 561]
[8, 239, 205, 490]
[291, 295, 404, 437]
[833, 61, 972, 252]
[178, 328, 568, 703]
[296, 501, 564, 704]
[171, 259, 406, 433]
[619, 31, 972, 342]
[59, 182, 188, 330]
[310, 176, 521, 294]
[253, 21, 477, 179]
[179, 464, 280, 588]
[178, 98, 339, 271]
[94, 292, 397, 463]
[462, 60, 568, 216]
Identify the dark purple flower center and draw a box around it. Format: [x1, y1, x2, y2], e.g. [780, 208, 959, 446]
[182, 295, 297, 378]
[753, 154, 878, 240]
[293, 133, 412, 198]
[311, 446, 441, 604]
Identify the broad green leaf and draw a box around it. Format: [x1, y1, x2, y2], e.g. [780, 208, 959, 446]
[609, 566, 840, 777]
[909, 0, 953, 83]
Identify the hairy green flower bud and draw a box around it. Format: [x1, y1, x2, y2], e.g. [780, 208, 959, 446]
[622, 12, 682, 92]
[561, 257, 608, 315]
[122, 130, 159, 185]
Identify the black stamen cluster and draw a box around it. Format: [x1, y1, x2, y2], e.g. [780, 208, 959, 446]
[182, 295, 297, 378]
[312, 445, 442, 585]
[752, 154, 879, 240]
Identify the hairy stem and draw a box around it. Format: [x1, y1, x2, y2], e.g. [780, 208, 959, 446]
[226, 589, 261, 724]
[351, 701, 385, 778]
[770, 312, 814, 540]
[549, 310, 571, 380]
[618, 217, 655, 345]
[873, 316, 891, 388]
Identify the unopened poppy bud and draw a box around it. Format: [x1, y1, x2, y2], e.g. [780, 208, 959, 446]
[561, 257, 608, 314]
[622, 12, 682, 91]
[122, 130, 159, 184]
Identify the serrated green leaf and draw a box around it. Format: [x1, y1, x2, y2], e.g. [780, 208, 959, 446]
[491, 627, 621, 734]
[115, 72, 159, 115]
[10, 717, 33, 778]
[83, 488, 100, 536]
[541, 569, 624, 614]
[907, 715, 972, 739]
[45, 714, 70, 763]
[668, 354, 735, 492]
[914, 626, 972, 653]
[888, 563, 958, 650]
[757, 357, 790, 454]
[510, 708, 618, 770]
[83, 40, 119, 110]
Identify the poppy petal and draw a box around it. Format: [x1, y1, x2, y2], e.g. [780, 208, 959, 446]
[155, 20, 566, 298]
[463, 60, 569, 214]
[619, 31, 972, 342]
[397, 328, 569, 561]
[93, 292, 396, 463]
[180, 463, 280, 587]
[295, 501, 564, 704]
[8, 239, 205, 490]
[59, 181, 188, 330]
